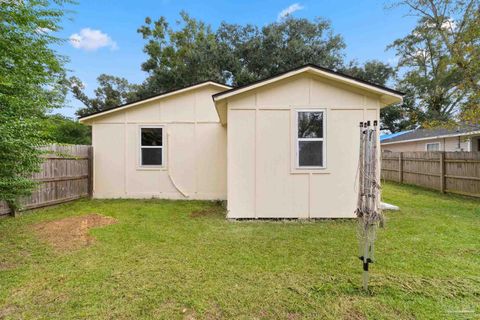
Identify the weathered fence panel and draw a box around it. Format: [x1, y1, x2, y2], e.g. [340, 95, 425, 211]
[0, 145, 93, 216]
[381, 151, 480, 197]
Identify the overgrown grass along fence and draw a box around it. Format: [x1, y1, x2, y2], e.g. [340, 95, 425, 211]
[0, 145, 93, 216]
[381, 151, 480, 197]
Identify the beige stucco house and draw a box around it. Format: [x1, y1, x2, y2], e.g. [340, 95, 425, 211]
[381, 125, 480, 152]
[79, 65, 403, 219]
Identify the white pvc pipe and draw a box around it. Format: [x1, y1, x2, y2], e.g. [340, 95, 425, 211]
[166, 132, 189, 198]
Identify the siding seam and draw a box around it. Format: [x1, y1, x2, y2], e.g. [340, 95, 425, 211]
[254, 93, 258, 219]
[124, 112, 127, 196]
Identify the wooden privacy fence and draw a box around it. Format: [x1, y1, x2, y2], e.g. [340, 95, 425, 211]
[0, 145, 93, 216]
[381, 151, 480, 197]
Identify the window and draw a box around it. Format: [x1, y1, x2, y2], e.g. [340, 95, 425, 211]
[296, 110, 325, 168]
[140, 127, 163, 166]
[426, 142, 440, 151]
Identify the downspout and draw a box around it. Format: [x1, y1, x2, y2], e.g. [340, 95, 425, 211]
[166, 131, 189, 198]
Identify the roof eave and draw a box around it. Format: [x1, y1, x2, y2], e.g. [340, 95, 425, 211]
[381, 130, 480, 145]
[79, 81, 232, 123]
[213, 65, 404, 104]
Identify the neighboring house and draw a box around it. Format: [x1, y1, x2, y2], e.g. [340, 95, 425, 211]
[381, 124, 480, 152]
[79, 64, 403, 219]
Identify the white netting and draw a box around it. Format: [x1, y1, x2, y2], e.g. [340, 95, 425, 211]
[355, 121, 383, 290]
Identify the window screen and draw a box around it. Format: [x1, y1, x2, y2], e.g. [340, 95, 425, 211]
[140, 127, 163, 166]
[426, 143, 440, 151]
[297, 111, 324, 167]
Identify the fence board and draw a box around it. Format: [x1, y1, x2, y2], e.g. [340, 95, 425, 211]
[0, 145, 93, 216]
[382, 151, 480, 197]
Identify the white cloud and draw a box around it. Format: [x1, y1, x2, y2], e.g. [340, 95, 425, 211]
[277, 3, 304, 21]
[69, 28, 117, 51]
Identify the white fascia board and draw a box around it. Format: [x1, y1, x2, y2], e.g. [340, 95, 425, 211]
[213, 67, 403, 105]
[381, 130, 480, 145]
[79, 81, 231, 123]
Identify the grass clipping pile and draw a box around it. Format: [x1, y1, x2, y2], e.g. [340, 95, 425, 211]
[32, 214, 117, 251]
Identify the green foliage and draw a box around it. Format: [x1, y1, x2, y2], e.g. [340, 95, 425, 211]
[0, 0, 69, 210]
[136, 12, 224, 97]
[69, 74, 139, 117]
[0, 183, 478, 318]
[73, 13, 397, 123]
[41, 114, 91, 145]
[215, 17, 346, 86]
[341, 60, 396, 87]
[136, 12, 346, 94]
[341, 60, 409, 132]
[389, 0, 480, 126]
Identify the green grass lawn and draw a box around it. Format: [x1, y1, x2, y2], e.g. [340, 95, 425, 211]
[0, 183, 479, 319]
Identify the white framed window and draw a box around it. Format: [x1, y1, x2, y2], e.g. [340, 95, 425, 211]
[426, 142, 440, 151]
[139, 126, 164, 166]
[295, 110, 326, 168]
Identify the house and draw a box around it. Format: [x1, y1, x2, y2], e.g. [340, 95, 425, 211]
[79, 64, 403, 218]
[381, 124, 480, 152]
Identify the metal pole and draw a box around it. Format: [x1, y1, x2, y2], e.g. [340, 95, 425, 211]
[363, 223, 370, 290]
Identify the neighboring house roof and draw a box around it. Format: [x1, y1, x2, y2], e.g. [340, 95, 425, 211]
[380, 130, 412, 142]
[213, 64, 404, 104]
[381, 124, 480, 145]
[78, 80, 232, 122]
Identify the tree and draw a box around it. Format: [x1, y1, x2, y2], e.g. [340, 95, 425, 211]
[136, 13, 346, 94]
[341, 60, 396, 87]
[389, 0, 480, 124]
[215, 17, 346, 86]
[74, 13, 347, 116]
[136, 12, 224, 97]
[42, 114, 91, 145]
[389, 18, 465, 124]
[380, 87, 425, 133]
[0, 0, 69, 213]
[341, 60, 414, 132]
[70, 74, 139, 117]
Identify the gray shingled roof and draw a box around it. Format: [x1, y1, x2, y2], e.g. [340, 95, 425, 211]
[381, 123, 480, 144]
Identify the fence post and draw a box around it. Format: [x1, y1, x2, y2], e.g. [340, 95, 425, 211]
[439, 151, 445, 193]
[398, 152, 403, 183]
[88, 146, 93, 198]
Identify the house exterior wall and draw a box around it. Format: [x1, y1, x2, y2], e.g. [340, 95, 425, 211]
[90, 85, 227, 200]
[225, 74, 382, 219]
[382, 136, 471, 152]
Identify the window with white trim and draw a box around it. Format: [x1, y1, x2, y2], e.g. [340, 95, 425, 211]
[426, 142, 440, 151]
[140, 127, 163, 166]
[296, 110, 325, 168]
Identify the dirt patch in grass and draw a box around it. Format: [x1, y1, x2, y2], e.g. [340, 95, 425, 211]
[0, 305, 17, 318]
[0, 261, 16, 271]
[190, 207, 224, 218]
[32, 214, 117, 251]
[342, 308, 366, 320]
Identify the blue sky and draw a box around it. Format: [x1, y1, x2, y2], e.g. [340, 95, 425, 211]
[55, 0, 417, 118]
